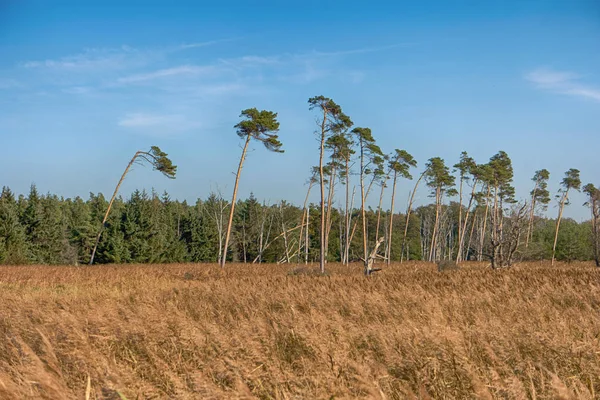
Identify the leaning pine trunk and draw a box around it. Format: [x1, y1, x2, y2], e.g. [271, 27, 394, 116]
[401, 171, 426, 262]
[552, 191, 569, 266]
[386, 172, 398, 265]
[90, 150, 142, 265]
[221, 135, 251, 268]
[318, 109, 327, 273]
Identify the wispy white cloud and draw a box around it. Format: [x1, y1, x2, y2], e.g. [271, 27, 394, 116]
[23, 46, 150, 71]
[311, 42, 414, 57]
[526, 68, 600, 102]
[22, 39, 237, 73]
[118, 112, 200, 135]
[117, 65, 215, 84]
[175, 37, 240, 50]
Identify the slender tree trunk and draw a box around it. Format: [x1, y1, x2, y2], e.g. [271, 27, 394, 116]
[90, 150, 141, 265]
[324, 161, 338, 262]
[242, 216, 247, 263]
[466, 212, 477, 260]
[429, 187, 441, 262]
[552, 191, 569, 266]
[592, 200, 600, 267]
[318, 109, 327, 274]
[221, 135, 251, 268]
[490, 185, 500, 269]
[345, 187, 356, 265]
[479, 186, 491, 261]
[305, 204, 310, 264]
[297, 180, 314, 264]
[360, 142, 368, 266]
[401, 170, 426, 262]
[257, 211, 265, 264]
[526, 182, 539, 248]
[343, 158, 351, 265]
[456, 179, 478, 264]
[280, 202, 291, 264]
[375, 173, 389, 246]
[386, 173, 398, 265]
[456, 177, 464, 262]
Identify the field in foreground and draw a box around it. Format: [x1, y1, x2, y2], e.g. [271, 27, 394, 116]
[0, 262, 599, 399]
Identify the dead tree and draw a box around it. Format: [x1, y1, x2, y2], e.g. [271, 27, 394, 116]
[363, 237, 386, 276]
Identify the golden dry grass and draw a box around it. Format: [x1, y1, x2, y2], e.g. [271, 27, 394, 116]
[0, 261, 599, 399]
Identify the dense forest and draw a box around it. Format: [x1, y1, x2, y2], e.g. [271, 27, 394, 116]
[0, 183, 597, 266]
[1, 98, 599, 268]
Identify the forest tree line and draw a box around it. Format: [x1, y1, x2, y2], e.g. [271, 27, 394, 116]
[0, 183, 597, 266]
[2, 97, 599, 268]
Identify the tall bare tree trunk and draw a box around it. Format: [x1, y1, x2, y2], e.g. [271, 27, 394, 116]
[360, 144, 368, 266]
[592, 199, 600, 267]
[429, 187, 441, 262]
[386, 173, 398, 265]
[343, 158, 351, 265]
[297, 180, 314, 264]
[221, 135, 251, 268]
[318, 109, 327, 273]
[305, 205, 310, 264]
[90, 151, 141, 265]
[526, 181, 539, 248]
[324, 162, 338, 262]
[374, 177, 387, 246]
[457, 177, 463, 262]
[479, 186, 491, 261]
[466, 212, 477, 260]
[345, 187, 356, 265]
[401, 171, 426, 262]
[552, 192, 569, 266]
[456, 179, 478, 264]
[280, 202, 291, 264]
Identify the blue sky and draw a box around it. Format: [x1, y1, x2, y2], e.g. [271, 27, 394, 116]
[1, 0, 599, 220]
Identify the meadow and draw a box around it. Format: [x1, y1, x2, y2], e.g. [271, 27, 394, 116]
[0, 261, 599, 399]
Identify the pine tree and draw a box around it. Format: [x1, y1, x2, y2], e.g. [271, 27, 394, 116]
[89, 146, 176, 264]
[386, 150, 416, 264]
[424, 158, 456, 262]
[351, 127, 384, 274]
[308, 96, 353, 273]
[552, 168, 581, 265]
[221, 108, 283, 268]
[526, 169, 551, 248]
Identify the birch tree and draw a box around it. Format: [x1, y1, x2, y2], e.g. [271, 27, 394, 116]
[221, 108, 283, 268]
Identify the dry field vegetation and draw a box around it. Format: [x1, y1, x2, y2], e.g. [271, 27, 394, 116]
[0, 262, 599, 399]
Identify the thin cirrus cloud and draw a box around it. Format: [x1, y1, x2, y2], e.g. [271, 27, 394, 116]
[22, 46, 151, 71]
[20, 38, 236, 72]
[526, 68, 600, 102]
[116, 65, 216, 84]
[117, 113, 201, 136]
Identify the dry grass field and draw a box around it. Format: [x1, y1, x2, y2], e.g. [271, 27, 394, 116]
[0, 261, 599, 399]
